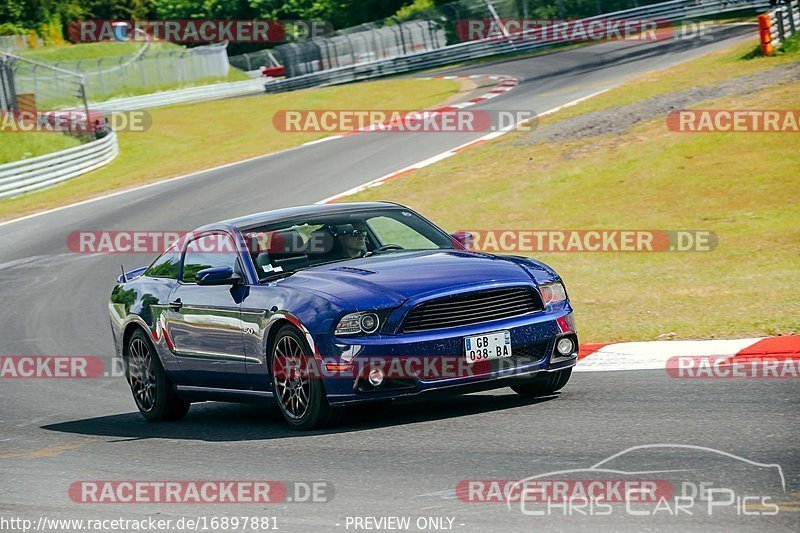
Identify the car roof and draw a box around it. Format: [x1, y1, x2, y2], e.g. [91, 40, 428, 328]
[198, 202, 407, 232]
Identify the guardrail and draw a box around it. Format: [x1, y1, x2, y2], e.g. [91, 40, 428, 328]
[265, 0, 770, 93]
[0, 131, 118, 200]
[87, 78, 265, 111]
[759, 0, 799, 54]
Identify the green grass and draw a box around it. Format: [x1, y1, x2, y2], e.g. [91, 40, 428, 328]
[344, 48, 800, 342]
[18, 41, 179, 62]
[0, 77, 460, 220]
[781, 32, 800, 54]
[0, 134, 83, 165]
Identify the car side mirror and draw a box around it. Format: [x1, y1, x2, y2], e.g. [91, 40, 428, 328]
[450, 231, 474, 250]
[196, 266, 242, 286]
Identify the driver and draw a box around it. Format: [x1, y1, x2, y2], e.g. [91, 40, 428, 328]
[332, 223, 368, 258]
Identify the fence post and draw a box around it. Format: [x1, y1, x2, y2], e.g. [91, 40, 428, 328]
[389, 26, 402, 56]
[178, 51, 186, 82]
[787, 3, 797, 34]
[393, 19, 408, 54]
[139, 56, 146, 87]
[426, 20, 438, 49]
[118, 56, 126, 87]
[776, 10, 786, 42]
[97, 57, 105, 95]
[415, 21, 430, 50]
[343, 34, 356, 65]
[54, 62, 61, 94]
[370, 30, 383, 59]
[32, 63, 38, 100]
[330, 40, 340, 67]
[154, 52, 162, 84]
[78, 75, 88, 117]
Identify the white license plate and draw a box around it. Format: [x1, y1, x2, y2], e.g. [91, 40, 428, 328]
[464, 330, 512, 363]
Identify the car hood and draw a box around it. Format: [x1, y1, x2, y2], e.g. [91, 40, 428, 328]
[276, 250, 535, 308]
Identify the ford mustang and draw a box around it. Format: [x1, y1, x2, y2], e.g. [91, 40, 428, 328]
[109, 202, 578, 429]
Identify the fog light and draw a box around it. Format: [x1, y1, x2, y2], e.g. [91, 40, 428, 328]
[360, 313, 379, 334]
[556, 337, 575, 356]
[368, 367, 385, 387]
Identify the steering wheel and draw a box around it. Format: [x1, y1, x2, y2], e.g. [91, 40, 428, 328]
[374, 244, 404, 252]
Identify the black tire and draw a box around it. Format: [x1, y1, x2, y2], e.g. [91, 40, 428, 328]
[125, 328, 190, 422]
[269, 325, 342, 430]
[510, 368, 572, 397]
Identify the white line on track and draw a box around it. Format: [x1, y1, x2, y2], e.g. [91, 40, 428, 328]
[316, 88, 610, 204]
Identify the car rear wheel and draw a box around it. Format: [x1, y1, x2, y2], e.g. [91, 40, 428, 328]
[270, 325, 342, 430]
[510, 368, 572, 397]
[125, 329, 189, 421]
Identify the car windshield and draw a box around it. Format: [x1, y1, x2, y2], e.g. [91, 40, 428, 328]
[242, 208, 454, 281]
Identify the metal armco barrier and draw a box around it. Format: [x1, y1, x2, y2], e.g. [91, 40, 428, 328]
[759, 0, 800, 54]
[0, 130, 119, 200]
[264, 0, 770, 93]
[86, 78, 265, 111]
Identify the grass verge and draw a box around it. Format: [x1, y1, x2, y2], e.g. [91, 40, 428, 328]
[345, 49, 800, 342]
[18, 41, 170, 61]
[0, 134, 84, 164]
[539, 38, 800, 125]
[0, 77, 460, 221]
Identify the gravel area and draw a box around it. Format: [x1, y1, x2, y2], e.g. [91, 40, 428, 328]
[516, 62, 800, 145]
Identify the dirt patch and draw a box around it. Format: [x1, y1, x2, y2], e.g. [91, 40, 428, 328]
[515, 62, 800, 145]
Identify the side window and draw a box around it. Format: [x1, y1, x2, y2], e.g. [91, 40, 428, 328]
[181, 233, 241, 283]
[367, 216, 437, 249]
[145, 245, 181, 279]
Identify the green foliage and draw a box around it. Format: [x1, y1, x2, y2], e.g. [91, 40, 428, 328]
[0, 23, 27, 36]
[3, 0, 721, 44]
[780, 32, 800, 54]
[393, 0, 437, 22]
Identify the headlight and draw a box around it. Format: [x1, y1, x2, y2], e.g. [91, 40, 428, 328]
[335, 312, 381, 335]
[539, 281, 567, 306]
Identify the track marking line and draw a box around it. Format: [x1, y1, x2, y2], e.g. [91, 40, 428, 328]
[0, 440, 97, 460]
[575, 336, 800, 372]
[317, 88, 610, 204]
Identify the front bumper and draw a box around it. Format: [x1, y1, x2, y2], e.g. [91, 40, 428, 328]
[317, 309, 577, 404]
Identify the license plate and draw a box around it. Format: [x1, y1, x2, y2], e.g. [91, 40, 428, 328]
[464, 330, 512, 363]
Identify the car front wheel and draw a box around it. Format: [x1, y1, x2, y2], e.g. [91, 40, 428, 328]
[270, 325, 342, 430]
[125, 328, 189, 421]
[510, 368, 572, 397]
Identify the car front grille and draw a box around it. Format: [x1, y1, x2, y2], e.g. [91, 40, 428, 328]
[403, 286, 543, 333]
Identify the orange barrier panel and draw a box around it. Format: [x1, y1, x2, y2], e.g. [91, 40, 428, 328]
[758, 13, 774, 56]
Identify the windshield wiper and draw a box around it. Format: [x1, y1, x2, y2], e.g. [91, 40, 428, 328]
[260, 270, 297, 282]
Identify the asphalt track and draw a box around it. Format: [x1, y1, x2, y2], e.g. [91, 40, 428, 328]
[0, 25, 797, 532]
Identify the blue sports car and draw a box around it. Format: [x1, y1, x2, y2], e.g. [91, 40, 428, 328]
[109, 202, 578, 429]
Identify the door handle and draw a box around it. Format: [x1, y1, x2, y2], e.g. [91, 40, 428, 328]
[169, 299, 183, 310]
